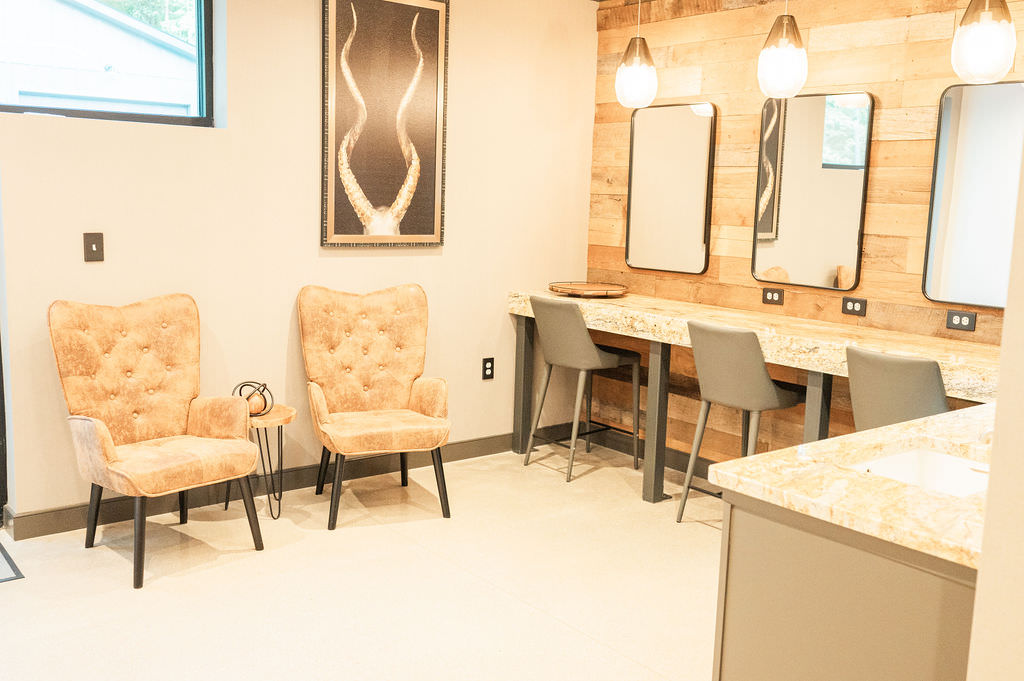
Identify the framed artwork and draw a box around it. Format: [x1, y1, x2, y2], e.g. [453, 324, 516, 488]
[321, 0, 448, 247]
[755, 98, 785, 241]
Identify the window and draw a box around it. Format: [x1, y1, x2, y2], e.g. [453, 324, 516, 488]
[821, 94, 871, 169]
[0, 0, 213, 126]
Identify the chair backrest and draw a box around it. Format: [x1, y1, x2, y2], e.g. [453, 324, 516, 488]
[687, 320, 780, 411]
[48, 294, 200, 446]
[530, 296, 608, 370]
[298, 284, 428, 413]
[846, 346, 948, 431]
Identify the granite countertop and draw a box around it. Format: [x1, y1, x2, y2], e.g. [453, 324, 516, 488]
[708, 404, 995, 569]
[508, 290, 1000, 402]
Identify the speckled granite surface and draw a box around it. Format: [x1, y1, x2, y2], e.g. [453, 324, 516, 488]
[508, 290, 1000, 403]
[709, 404, 995, 569]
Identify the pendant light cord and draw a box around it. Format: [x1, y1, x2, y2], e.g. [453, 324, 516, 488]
[636, 0, 641, 38]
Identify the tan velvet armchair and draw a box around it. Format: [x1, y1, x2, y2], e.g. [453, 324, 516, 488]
[298, 284, 451, 529]
[48, 293, 264, 588]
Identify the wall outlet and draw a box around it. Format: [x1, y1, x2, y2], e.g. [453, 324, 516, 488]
[946, 310, 977, 332]
[762, 288, 784, 305]
[83, 232, 104, 262]
[482, 357, 494, 380]
[842, 297, 867, 317]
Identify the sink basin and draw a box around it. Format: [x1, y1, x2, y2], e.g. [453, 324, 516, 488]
[845, 449, 989, 497]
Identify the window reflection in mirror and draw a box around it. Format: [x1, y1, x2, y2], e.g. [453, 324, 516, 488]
[752, 93, 873, 290]
[626, 103, 716, 274]
[924, 83, 1024, 309]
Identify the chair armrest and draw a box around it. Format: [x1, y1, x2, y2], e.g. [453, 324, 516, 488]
[67, 415, 119, 468]
[410, 377, 448, 418]
[187, 396, 249, 439]
[308, 382, 330, 424]
[67, 415, 127, 492]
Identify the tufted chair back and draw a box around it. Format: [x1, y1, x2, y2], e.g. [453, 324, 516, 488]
[48, 294, 200, 447]
[298, 284, 428, 414]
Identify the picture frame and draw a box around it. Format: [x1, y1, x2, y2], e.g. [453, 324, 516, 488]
[321, 0, 448, 247]
[755, 97, 785, 241]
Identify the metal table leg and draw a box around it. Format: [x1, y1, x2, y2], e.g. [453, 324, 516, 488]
[512, 314, 535, 454]
[642, 341, 671, 503]
[225, 425, 285, 519]
[254, 426, 284, 519]
[803, 371, 833, 443]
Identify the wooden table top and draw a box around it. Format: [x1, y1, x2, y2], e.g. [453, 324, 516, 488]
[509, 290, 1000, 403]
[249, 404, 297, 429]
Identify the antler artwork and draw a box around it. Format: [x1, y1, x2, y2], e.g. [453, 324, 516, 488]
[757, 98, 779, 227]
[338, 3, 425, 235]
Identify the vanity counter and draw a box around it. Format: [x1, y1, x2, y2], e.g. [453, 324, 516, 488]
[709, 404, 994, 569]
[509, 289, 1000, 505]
[509, 290, 999, 402]
[708, 406, 991, 681]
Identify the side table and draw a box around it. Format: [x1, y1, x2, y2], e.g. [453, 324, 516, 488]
[224, 404, 296, 519]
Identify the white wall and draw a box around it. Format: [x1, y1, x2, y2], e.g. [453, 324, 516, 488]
[0, 0, 597, 515]
[965, 141, 1024, 679]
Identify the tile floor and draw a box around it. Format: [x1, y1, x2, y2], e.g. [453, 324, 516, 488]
[0, 444, 722, 681]
[0, 544, 20, 582]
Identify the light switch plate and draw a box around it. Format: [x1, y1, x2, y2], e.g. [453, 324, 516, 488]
[762, 288, 784, 305]
[842, 297, 867, 317]
[946, 310, 977, 332]
[83, 233, 104, 262]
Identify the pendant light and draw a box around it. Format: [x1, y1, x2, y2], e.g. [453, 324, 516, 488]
[757, 1, 807, 99]
[952, 0, 1017, 84]
[615, 1, 658, 109]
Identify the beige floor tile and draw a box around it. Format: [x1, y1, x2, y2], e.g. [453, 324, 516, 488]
[0, 445, 720, 681]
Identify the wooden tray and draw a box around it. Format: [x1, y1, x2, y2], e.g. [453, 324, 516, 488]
[548, 281, 628, 298]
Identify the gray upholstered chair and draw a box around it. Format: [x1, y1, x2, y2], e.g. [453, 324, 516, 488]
[846, 346, 949, 431]
[523, 296, 641, 482]
[676, 320, 805, 522]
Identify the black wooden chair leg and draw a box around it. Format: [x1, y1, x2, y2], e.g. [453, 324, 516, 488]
[238, 476, 264, 551]
[178, 490, 188, 524]
[133, 496, 147, 589]
[223, 480, 232, 510]
[431, 448, 450, 518]
[85, 484, 102, 548]
[400, 452, 408, 487]
[327, 454, 346, 530]
[315, 446, 331, 495]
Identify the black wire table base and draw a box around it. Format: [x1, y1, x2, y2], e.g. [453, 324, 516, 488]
[224, 425, 284, 519]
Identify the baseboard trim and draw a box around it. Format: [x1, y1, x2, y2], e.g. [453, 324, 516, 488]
[2, 424, 574, 541]
[2, 421, 717, 541]
[588, 425, 722, 496]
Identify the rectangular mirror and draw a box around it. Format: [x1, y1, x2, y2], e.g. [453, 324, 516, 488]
[752, 93, 874, 290]
[923, 83, 1024, 309]
[626, 103, 716, 274]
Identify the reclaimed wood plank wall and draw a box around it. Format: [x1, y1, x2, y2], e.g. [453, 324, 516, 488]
[589, 0, 1010, 463]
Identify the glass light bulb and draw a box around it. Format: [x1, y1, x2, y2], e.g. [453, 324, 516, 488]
[757, 15, 808, 99]
[952, 1, 1017, 84]
[615, 37, 658, 109]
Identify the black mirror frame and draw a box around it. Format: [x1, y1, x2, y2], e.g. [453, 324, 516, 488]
[749, 92, 875, 292]
[624, 102, 717, 276]
[919, 81, 1024, 310]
